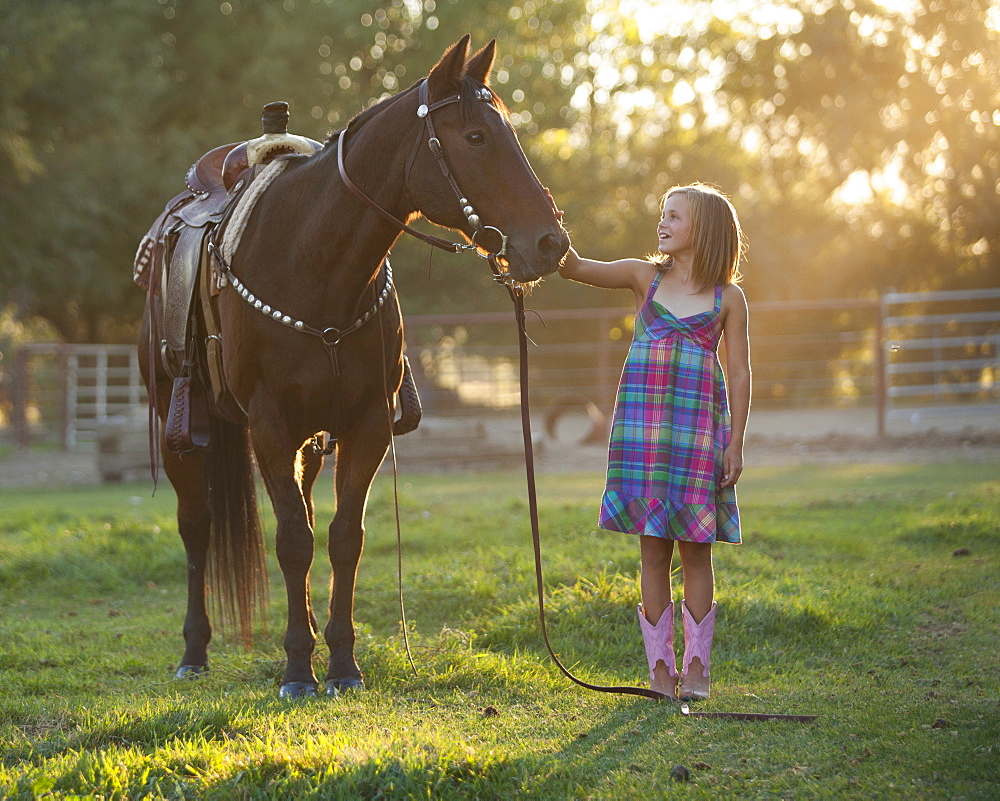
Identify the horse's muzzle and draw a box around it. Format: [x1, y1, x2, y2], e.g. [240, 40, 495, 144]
[508, 228, 569, 282]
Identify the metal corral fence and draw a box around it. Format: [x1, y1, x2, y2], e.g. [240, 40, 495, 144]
[881, 288, 1000, 425]
[5, 344, 145, 449]
[401, 299, 884, 423]
[3, 290, 997, 450]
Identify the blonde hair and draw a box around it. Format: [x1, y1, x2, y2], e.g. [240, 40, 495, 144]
[653, 183, 745, 290]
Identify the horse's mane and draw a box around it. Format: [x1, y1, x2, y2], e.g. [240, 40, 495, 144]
[324, 73, 509, 147]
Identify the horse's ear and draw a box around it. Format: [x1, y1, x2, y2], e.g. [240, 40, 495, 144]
[427, 34, 471, 99]
[464, 40, 497, 86]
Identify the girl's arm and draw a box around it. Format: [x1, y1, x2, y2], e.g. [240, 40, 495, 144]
[559, 247, 652, 298]
[721, 284, 751, 488]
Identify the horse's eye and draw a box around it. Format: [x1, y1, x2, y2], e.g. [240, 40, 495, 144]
[465, 132, 486, 145]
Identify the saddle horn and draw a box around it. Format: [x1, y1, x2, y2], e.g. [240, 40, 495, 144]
[222, 101, 322, 191]
[261, 101, 291, 134]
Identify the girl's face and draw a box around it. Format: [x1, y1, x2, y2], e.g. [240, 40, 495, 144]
[657, 193, 694, 258]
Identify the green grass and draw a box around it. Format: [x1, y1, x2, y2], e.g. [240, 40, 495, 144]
[0, 459, 997, 798]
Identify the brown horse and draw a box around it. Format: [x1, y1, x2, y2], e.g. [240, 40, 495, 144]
[139, 36, 568, 698]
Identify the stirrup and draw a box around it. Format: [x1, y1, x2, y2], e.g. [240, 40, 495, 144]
[310, 431, 337, 455]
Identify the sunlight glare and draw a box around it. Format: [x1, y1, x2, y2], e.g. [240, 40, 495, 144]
[622, 0, 805, 41]
[619, 0, 948, 41]
[834, 162, 910, 209]
[672, 80, 696, 105]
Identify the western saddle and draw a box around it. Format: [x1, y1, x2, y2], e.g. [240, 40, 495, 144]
[135, 102, 322, 454]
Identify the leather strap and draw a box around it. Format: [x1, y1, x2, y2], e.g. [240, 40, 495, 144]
[376, 304, 418, 679]
[681, 704, 818, 722]
[505, 282, 666, 701]
[146, 281, 161, 490]
[337, 123, 463, 254]
[144, 192, 201, 489]
[199, 236, 227, 407]
[337, 79, 505, 256]
[416, 81, 473, 216]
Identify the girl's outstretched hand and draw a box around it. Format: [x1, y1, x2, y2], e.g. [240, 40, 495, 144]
[543, 187, 564, 221]
[558, 246, 581, 278]
[721, 443, 744, 488]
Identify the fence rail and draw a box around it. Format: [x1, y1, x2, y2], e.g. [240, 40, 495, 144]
[3, 290, 996, 450]
[6, 344, 145, 449]
[881, 288, 1000, 421]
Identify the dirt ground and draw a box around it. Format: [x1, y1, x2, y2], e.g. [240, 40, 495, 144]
[2, 406, 997, 488]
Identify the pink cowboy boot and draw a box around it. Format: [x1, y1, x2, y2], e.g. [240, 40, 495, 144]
[680, 601, 717, 701]
[637, 603, 678, 699]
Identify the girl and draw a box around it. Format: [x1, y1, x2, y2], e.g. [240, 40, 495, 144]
[559, 183, 750, 701]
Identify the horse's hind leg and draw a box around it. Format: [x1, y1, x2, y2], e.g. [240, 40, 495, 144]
[163, 448, 214, 677]
[324, 418, 390, 695]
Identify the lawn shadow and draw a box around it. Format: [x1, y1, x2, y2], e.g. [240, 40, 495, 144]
[4, 705, 254, 769]
[139, 729, 575, 798]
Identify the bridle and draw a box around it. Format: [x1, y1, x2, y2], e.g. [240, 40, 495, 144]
[337, 79, 511, 276]
[218, 78, 513, 374]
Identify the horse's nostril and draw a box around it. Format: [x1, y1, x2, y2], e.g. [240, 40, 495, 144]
[538, 232, 568, 262]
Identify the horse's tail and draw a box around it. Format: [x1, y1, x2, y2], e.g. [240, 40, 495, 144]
[206, 415, 268, 647]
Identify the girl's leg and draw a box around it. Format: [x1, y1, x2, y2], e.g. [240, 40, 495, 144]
[639, 535, 674, 623]
[678, 541, 715, 699]
[639, 535, 677, 696]
[678, 541, 714, 621]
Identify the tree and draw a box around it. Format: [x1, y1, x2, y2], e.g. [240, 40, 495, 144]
[1, 0, 996, 342]
[715, 0, 1000, 296]
[0, 1, 165, 341]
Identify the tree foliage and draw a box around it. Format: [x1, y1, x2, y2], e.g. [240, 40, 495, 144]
[0, 0, 996, 341]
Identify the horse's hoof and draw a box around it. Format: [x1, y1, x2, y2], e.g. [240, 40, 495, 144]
[326, 677, 364, 696]
[279, 682, 319, 699]
[175, 664, 208, 679]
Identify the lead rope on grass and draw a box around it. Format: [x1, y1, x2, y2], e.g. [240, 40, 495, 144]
[496, 265, 663, 701]
[497, 256, 817, 721]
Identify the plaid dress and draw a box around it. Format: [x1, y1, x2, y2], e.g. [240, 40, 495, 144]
[599, 272, 741, 543]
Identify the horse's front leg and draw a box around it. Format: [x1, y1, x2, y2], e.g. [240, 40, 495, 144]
[324, 411, 390, 695]
[250, 418, 320, 698]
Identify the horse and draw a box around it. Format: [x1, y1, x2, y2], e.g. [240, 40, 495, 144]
[138, 35, 569, 698]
